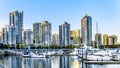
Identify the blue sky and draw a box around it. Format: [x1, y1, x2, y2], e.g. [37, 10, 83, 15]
[0, 0, 120, 42]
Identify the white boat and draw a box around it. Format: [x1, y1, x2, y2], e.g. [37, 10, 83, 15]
[71, 48, 78, 55]
[21, 49, 31, 57]
[86, 54, 111, 61]
[93, 50, 114, 56]
[86, 55, 100, 61]
[30, 52, 46, 58]
[22, 51, 30, 57]
[111, 53, 120, 61]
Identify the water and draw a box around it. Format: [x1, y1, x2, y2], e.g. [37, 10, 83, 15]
[0, 55, 120, 68]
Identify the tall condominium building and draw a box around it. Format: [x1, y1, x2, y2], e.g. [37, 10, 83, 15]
[33, 22, 41, 45]
[108, 35, 117, 45]
[23, 29, 33, 47]
[103, 34, 108, 45]
[95, 33, 102, 47]
[9, 10, 23, 44]
[59, 22, 70, 47]
[4, 25, 9, 44]
[81, 14, 92, 46]
[41, 21, 52, 46]
[33, 21, 52, 46]
[1, 27, 6, 44]
[52, 33, 59, 45]
[112, 35, 117, 44]
[70, 29, 80, 46]
[0, 29, 4, 43]
[8, 25, 17, 45]
[0, 32, 2, 43]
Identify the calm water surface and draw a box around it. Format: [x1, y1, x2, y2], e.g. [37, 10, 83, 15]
[0, 55, 120, 68]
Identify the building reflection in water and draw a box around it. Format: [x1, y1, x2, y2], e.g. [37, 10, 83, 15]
[22, 58, 31, 68]
[51, 56, 59, 68]
[70, 60, 80, 68]
[0, 55, 80, 68]
[51, 56, 80, 68]
[59, 56, 70, 68]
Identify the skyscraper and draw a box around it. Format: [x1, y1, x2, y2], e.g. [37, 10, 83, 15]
[2, 26, 8, 44]
[103, 34, 108, 45]
[59, 22, 70, 47]
[9, 10, 23, 44]
[112, 35, 117, 44]
[0, 29, 3, 43]
[70, 29, 80, 46]
[95, 33, 102, 47]
[8, 25, 17, 45]
[41, 21, 52, 46]
[52, 33, 59, 45]
[23, 29, 33, 47]
[0, 32, 2, 43]
[81, 14, 92, 46]
[33, 21, 52, 46]
[33, 22, 41, 45]
[4, 25, 9, 44]
[108, 35, 117, 45]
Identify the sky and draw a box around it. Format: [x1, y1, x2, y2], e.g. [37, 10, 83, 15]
[0, 0, 120, 42]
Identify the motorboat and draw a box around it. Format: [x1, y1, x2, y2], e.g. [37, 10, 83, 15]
[111, 53, 120, 61]
[30, 52, 46, 58]
[86, 54, 111, 61]
[22, 51, 30, 57]
[21, 49, 31, 57]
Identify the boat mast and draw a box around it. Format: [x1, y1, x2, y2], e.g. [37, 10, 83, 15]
[96, 22, 99, 48]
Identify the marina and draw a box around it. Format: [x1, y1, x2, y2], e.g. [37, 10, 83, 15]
[0, 48, 120, 68]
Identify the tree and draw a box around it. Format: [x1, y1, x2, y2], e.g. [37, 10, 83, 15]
[6, 44, 10, 48]
[16, 44, 20, 49]
[50, 44, 59, 49]
[20, 44, 24, 49]
[99, 45, 104, 49]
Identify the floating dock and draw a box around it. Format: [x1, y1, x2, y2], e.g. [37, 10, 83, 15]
[85, 61, 120, 64]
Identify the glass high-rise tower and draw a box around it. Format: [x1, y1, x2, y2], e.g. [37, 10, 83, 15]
[33, 22, 41, 45]
[41, 21, 52, 46]
[59, 22, 70, 47]
[81, 14, 92, 46]
[33, 21, 52, 46]
[9, 10, 23, 44]
[23, 29, 33, 48]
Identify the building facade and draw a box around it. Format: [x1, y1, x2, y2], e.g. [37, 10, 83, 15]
[8, 25, 17, 45]
[108, 35, 117, 45]
[4, 25, 9, 44]
[0, 32, 2, 43]
[33, 23, 41, 45]
[81, 14, 92, 46]
[33, 21, 52, 46]
[70, 29, 80, 46]
[0, 28, 4, 44]
[112, 35, 117, 44]
[95, 33, 102, 48]
[103, 34, 108, 45]
[23, 29, 33, 47]
[41, 21, 52, 46]
[0, 26, 8, 44]
[9, 10, 23, 44]
[59, 22, 70, 47]
[52, 33, 59, 45]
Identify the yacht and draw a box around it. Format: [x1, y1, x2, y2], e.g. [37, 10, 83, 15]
[85, 50, 112, 61]
[111, 53, 120, 61]
[71, 48, 78, 55]
[22, 51, 30, 57]
[30, 52, 46, 58]
[86, 54, 111, 61]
